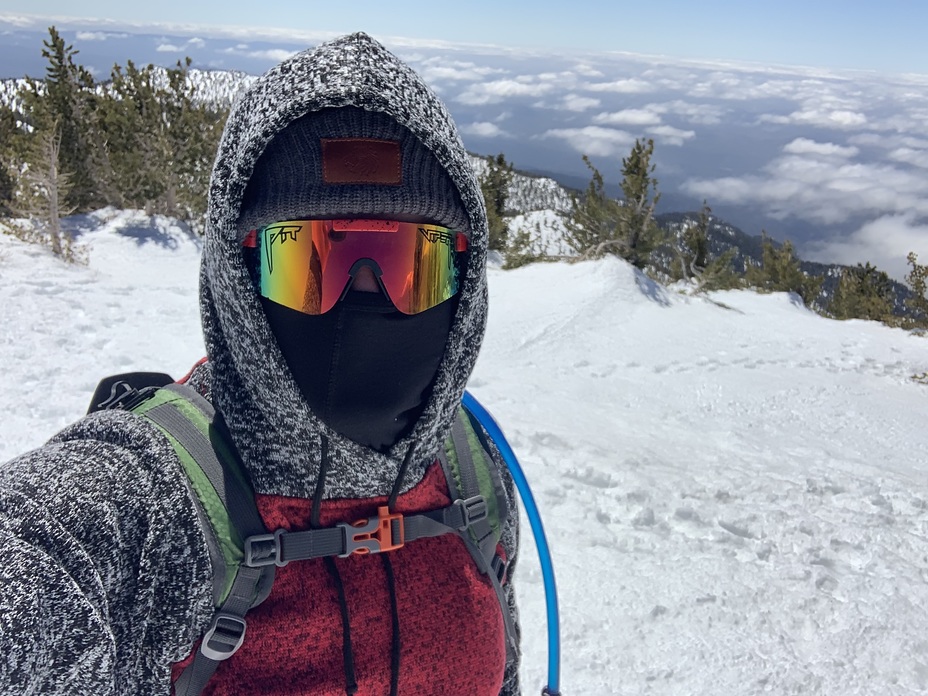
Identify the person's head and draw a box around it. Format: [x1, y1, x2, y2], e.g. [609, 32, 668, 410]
[199, 33, 490, 495]
[238, 107, 471, 450]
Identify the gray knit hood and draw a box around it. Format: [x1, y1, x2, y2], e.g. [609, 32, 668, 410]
[199, 33, 489, 499]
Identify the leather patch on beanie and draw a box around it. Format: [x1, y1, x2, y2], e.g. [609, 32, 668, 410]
[321, 138, 402, 185]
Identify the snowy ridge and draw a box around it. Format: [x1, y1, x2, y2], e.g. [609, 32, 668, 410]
[0, 67, 256, 109]
[0, 65, 905, 306]
[659, 211, 914, 311]
[180, 67, 257, 107]
[479, 259, 928, 693]
[468, 154, 574, 215]
[3, 210, 928, 694]
[0, 77, 27, 113]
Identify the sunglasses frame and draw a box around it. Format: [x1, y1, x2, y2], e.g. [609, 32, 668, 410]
[243, 218, 469, 315]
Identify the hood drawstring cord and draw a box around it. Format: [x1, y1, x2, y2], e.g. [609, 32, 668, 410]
[311, 435, 359, 696]
[325, 557, 357, 696]
[380, 443, 418, 696]
[381, 554, 401, 696]
[387, 443, 416, 509]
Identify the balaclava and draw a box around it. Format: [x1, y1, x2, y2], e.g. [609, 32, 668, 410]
[200, 33, 490, 501]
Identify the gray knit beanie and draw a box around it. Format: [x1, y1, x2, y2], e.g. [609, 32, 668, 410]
[238, 106, 470, 234]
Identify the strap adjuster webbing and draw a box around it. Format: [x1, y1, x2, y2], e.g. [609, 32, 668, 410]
[243, 506, 406, 567]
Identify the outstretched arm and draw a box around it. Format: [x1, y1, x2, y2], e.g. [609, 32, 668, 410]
[0, 411, 213, 694]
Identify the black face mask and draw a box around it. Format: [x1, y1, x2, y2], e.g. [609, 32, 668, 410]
[261, 290, 456, 452]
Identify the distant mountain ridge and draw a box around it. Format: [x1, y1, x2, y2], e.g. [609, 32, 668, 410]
[467, 155, 574, 214]
[658, 212, 913, 313]
[0, 66, 256, 110]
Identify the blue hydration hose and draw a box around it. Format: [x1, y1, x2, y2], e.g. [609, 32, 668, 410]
[462, 391, 562, 696]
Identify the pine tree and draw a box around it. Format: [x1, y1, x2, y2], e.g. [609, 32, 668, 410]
[563, 138, 662, 269]
[904, 252, 928, 326]
[673, 201, 711, 280]
[667, 203, 740, 291]
[685, 201, 711, 274]
[0, 104, 17, 217]
[479, 153, 513, 253]
[97, 57, 228, 221]
[562, 155, 621, 258]
[830, 263, 895, 322]
[618, 138, 662, 268]
[504, 220, 546, 269]
[10, 120, 81, 261]
[18, 27, 101, 212]
[96, 60, 166, 209]
[161, 58, 228, 220]
[695, 250, 740, 292]
[744, 232, 823, 307]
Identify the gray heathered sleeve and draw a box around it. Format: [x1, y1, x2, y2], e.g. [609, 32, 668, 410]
[0, 410, 215, 694]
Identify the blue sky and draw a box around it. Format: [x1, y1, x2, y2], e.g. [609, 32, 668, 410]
[3, 0, 928, 75]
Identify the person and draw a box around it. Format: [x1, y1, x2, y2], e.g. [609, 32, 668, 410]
[0, 32, 520, 695]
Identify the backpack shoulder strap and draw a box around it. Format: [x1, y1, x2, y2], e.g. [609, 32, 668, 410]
[97, 376, 276, 696]
[130, 383, 275, 604]
[442, 408, 504, 560]
[440, 405, 518, 656]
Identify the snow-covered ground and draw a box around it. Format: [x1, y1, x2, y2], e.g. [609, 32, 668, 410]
[3, 211, 928, 694]
[0, 209, 203, 456]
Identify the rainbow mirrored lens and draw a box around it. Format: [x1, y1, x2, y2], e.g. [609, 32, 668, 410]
[250, 219, 466, 315]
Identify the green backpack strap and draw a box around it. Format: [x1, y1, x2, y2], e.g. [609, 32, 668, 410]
[126, 383, 276, 696]
[440, 406, 517, 657]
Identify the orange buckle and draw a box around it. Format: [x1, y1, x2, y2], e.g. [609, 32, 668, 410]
[338, 506, 405, 557]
